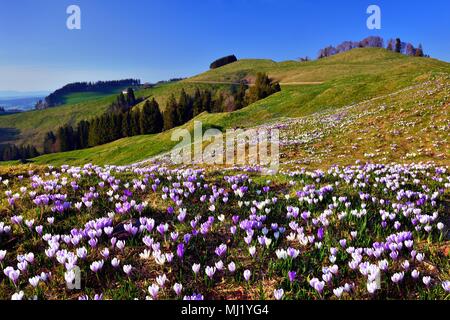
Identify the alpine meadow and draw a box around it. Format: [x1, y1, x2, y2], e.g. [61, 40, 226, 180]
[0, 1, 449, 306]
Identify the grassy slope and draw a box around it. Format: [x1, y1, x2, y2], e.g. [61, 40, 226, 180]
[278, 74, 450, 169]
[0, 82, 232, 148]
[31, 49, 450, 166]
[0, 95, 116, 147]
[188, 48, 450, 83]
[62, 91, 122, 105]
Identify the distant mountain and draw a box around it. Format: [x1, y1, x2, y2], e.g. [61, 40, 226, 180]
[0, 91, 49, 99]
[0, 96, 44, 111]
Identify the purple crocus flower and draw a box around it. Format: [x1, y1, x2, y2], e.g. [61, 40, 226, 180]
[177, 243, 185, 259]
[214, 244, 227, 257]
[90, 260, 104, 273]
[317, 228, 324, 240]
[288, 271, 297, 282]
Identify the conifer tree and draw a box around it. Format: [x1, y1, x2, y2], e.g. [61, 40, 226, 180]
[164, 94, 179, 130]
[131, 109, 142, 136]
[193, 88, 203, 116]
[141, 99, 164, 134]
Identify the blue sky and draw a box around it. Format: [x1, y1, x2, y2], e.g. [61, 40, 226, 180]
[1, 0, 449, 91]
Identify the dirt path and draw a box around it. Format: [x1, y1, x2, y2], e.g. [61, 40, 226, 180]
[183, 80, 324, 86]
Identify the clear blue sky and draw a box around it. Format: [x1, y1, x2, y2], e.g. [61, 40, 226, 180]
[1, 0, 449, 91]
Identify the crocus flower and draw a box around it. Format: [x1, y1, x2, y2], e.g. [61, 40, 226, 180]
[11, 291, 24, 300]
[177, 243, 185, 259]
[422, 276, 431, 286]
[274, 288, 284, 300]
[8, 269, 20, 284]
[333, 287, 344, 298]
[123, 265, 133, 276]
[205, 266, 216, 279]
[192, 263, 201, 274]
[156, 274, 168, 287]
[391, 272, 404, 283]
[90, 260, 104, 273]
[215, 244, 227, 257]
[215, 260, 224, 271]
[442, 281, 450, 292]
[28, 276, 40, 287]
[173, 283, 183, 296]
[288, 271, 297, 282]
[367, 281, 378, 294]
[65, 270, 75, 284]
[111, 258, 120, 268]
[243, 269, 251, 282]
[148, 284, 159, 300]
[0, 250, 6, 262]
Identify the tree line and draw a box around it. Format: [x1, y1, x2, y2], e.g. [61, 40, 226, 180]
[1, 144, 39, 162]
[35, 79, 141, 109]
[318, 36, 425, 59]
[41, 88, 156, 153]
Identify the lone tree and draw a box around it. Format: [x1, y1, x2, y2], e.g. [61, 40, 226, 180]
[245, 72, 281, 106]
[395, 38, 402, 53]
[140, 98, 164, 134]
[415, 44, 424, 57]
[210, 55, 238, 69]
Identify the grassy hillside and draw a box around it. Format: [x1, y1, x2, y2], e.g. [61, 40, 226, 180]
[0, 82, 233, 149]
[188, 48, 450, 83]
[0, 94, 117, 147]
[31, 73, 450, 167]
[61, 90, 124, 105]
[3, 48, 450, 164]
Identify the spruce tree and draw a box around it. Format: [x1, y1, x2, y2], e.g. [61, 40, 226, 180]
[43, 131, 57, 154]
[415, 44, 424, 57]
[141, 99, 164, 134]
[245, 72, 281, 105]
[193, 88, 202, 116]
[126, 88, 136, 107]
[164, 94, 179, 130]
[395, 38, 402, 53]
[122, 112, 132, 137]
[131, 109, 142, 136]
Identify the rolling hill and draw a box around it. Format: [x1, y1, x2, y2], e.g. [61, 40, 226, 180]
[24, 48, 450, 167]
[1, 48, 450, 165]
[0, 81, 234, 149]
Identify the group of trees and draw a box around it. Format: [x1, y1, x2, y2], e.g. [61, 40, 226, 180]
[163, 88, 223, 130]
[0, 144, 39, 161]
[163, 73, 279, 130]
[42, 88, 161, 153]
[386, 38, 425, 57]
[35, 79, 141, 109]
[210, 55, 238, 69]
[318, 36, 425, 59]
